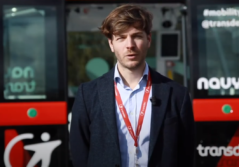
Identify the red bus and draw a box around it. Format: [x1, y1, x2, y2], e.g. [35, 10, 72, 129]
[187, 0, 239, 166]
[0, 0, 68, 166]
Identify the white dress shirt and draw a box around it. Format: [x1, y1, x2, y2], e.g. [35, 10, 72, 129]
[114, 63, 152, 167]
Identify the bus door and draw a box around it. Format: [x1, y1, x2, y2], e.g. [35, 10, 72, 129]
[0, 0, 68, 166]
[187, 0, 239, 166]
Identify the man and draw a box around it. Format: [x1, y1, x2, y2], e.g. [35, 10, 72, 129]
[70, 4, 195, 167]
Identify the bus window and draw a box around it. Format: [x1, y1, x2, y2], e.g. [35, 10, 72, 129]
[66, 4, 184, 97]
[3, 6, 61, 100]
[193, 5, 239, 98]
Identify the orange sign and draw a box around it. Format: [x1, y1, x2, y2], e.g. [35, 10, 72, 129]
[193, 99, 239, 121]
[0, 102, 67, 126]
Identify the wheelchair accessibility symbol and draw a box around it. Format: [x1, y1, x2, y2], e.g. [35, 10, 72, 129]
[4, 132, 61, 167]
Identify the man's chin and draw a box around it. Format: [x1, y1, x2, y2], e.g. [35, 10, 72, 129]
[124, 62, 143, 70]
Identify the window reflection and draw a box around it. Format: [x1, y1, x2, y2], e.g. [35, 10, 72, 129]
[3, 6, 57, 100]
[197, 5, 239, 96]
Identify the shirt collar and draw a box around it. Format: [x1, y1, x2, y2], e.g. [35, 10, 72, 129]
[114, 62, 149, 84]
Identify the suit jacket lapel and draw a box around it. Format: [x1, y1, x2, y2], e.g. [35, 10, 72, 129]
[97, 69, 120, 150]
[148, 68, 170, 160]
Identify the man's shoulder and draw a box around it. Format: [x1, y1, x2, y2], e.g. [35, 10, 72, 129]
[151, 68, 188, 94]
[79, 68, 114, 92]
[151, 69, 190, 110]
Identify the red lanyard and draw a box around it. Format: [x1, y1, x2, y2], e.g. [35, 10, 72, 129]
[114, 72, 152, 147]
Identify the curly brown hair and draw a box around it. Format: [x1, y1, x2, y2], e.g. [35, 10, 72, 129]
[99, 4, 153, 39]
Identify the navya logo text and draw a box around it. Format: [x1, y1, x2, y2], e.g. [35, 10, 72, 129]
[4, 130, 61, 167]
[197, 144, 239, 157]
[197, 77, 239, 90]
[5, 66, 36, 93]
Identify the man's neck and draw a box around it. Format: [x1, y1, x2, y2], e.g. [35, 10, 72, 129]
[117, 62, 146, 90]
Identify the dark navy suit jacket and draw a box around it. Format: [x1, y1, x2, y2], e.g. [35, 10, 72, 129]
[70, 67, 195, 167]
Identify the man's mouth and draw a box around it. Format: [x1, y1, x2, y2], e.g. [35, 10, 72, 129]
[126, 54, 137, 60]
[126, 54, 137, 57]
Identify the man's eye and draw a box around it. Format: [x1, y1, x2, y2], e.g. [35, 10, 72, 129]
[136, 35, 142, 38]
[116, 37, 124, 41]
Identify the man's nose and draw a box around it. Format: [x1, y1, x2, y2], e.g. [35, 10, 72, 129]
[126, 36, 135, 50]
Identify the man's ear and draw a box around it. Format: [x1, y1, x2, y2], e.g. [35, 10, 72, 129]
[147, 33, 152, 48]
[108, 39, 114, 52]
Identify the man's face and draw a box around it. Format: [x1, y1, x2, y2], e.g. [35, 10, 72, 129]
[108, 27, 151, 70]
